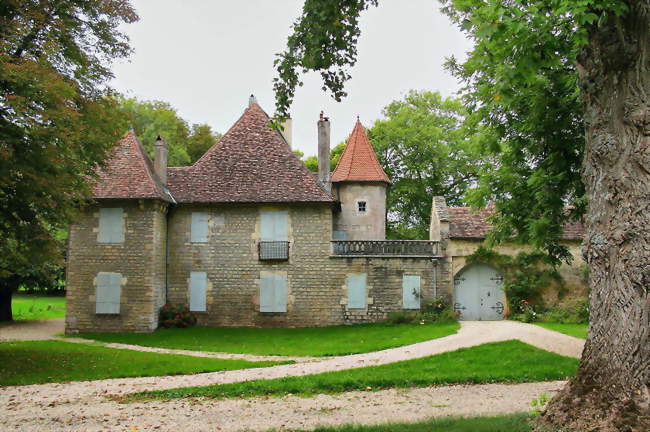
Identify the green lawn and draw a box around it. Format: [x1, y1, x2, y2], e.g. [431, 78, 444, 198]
[535, 322, 588, 339]
[130, 340, 578, 401]
[287, 413, 534, 432]
[0, 340, 287, 386]
[79, 321, 460, 357]
[11, 295, 66, 320]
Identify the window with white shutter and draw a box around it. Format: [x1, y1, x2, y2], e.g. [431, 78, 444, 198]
[259, 210, 289, 260]
[402, 275, 421, 310]
[191, 212, 209, 243]
[260, 273, 288, 312]
[96, 272, 121, 314]
[98, 208, 124, 243]
[347, 274, 367, 309]
[189, 271, 207, 312]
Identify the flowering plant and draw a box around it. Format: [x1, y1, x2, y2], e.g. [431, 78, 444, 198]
[159, 304, 198, 328]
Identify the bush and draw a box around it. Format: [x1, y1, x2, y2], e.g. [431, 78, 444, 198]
[387, 297, 459, 324]
[159, 304, 197, 328]
[538, 298, 589, 324]
[511, 300, 540, 323]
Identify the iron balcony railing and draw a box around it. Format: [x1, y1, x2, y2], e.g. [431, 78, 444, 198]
[259, 241, 290, 260]
[331, 240, 440, 258]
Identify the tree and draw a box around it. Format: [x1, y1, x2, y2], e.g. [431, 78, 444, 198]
[0, 1, 137, 321]
[369, 90, 484, 239]
[273, 1, 649, 430]
[301, 142, 345, 173]
[187, 124, 219, 162]
[118, 97, 220, 165]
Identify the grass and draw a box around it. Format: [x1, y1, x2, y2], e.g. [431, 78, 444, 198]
[284, 413, 534, 432]
[535, 322, 588, 339]
[78, 321, 460, 357]
[129, 340, 578, 401]
[11, 295, 66, 320]
[0, 340, 288, 386]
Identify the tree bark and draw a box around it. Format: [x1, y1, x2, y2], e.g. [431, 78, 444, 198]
[0, 288, 13, 322]
[539, 2, 650, 431]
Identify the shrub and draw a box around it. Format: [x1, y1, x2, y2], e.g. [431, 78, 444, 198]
[159, 304, 197, 328]
[538, 298, 589, 324]
[387, 297, 459, 324]
[511, 300, 540, 323]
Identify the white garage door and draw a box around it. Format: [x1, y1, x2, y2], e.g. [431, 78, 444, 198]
[453, 264, 506, 321]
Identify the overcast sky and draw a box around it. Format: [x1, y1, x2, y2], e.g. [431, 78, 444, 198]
[110, 1, 473, 157]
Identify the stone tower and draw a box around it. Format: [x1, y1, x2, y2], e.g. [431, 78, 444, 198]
[331, 119, 391, 240]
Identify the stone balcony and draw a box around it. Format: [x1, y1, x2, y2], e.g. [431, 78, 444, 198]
[331, 240, 441, 258]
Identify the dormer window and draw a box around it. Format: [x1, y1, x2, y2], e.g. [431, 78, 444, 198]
[357, 201, 367, 212]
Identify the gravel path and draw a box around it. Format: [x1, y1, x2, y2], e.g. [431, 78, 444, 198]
[1, 381, 565, 432]
[0, 321, 583, 431]
[0, 318, 64, 341]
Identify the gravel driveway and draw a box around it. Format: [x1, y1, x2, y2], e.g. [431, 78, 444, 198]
[0, 321, 583, 431]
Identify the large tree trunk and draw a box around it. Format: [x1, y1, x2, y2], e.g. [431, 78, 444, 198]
[0, 288, 13, 322]
[539, 2, 650, 431]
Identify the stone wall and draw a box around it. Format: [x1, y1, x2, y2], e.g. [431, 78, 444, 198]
[445, 239, 588, 304]
[167, 203, 441, 327]
[332, 182, 387, 240]
[65, 199, 168, 334]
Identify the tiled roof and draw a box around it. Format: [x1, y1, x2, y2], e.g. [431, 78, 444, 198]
[448, 207, 584, 241]
[92, 132, 173, 202]
[331, 120, 390, 184]
[167, 103, 334, 203]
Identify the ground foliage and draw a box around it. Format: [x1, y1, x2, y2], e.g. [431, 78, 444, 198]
[78, 321, 459, 357]
[130, 340, 578, 401]
[0, 340, 283, 385]
[0, 0, 138, 320]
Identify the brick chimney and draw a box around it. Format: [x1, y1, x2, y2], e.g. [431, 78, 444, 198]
[317, 111, 331, 193]
[154, 135, 168, 185]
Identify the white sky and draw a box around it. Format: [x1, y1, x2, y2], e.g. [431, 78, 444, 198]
[110, 0, 473, 157]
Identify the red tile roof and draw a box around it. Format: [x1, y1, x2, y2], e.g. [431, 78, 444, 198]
[167, 103, 334, 203]
[448, 207, 584, 241]
[331, 120, 390, 184]
[92, 132, 173, 202]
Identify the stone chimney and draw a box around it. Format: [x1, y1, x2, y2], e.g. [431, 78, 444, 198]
[429, 196, 450, 241]
[280, 117, 292, 149]
[317, 111, 331, 193]
[154, 135, 168, 185]
[249, 94, 257, 107]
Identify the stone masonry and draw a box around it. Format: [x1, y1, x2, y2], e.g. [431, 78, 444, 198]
[65, 199, 168, 333]
[167, 203, 442, 328]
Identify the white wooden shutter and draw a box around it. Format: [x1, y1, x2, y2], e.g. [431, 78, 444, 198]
[402, 275, 421, 309]
[347, 274, 367, 309]
[191, 212, 209, 243]
[189, 271, 207, 312]
[98, 208, 124, 243]
[274, 274, 288, 312]
[273, 211, 288, 241]
[96, 272, 121, 314]
[260, 274, 275, 312]
[260, 210, 288, 241]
